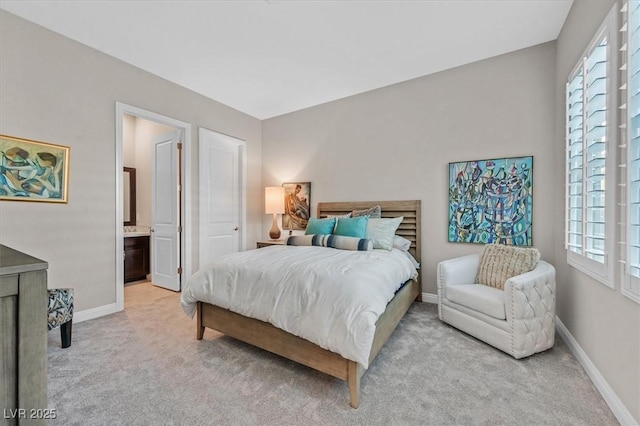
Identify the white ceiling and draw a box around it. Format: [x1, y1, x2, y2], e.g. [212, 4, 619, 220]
[0, 0, 573, 120]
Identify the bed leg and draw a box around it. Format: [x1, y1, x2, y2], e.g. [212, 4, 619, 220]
[196, 302, 205, 340]
[348, 361, 361, 409]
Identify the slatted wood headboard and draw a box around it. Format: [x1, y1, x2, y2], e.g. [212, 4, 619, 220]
[317, 200, 422, 298]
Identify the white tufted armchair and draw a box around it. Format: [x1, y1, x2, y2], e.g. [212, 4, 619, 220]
[437, 254, 556, 359]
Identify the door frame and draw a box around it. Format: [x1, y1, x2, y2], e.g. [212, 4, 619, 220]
[115, 102, 192, 311]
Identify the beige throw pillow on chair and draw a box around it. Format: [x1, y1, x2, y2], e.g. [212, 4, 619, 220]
[476, 244, 540, 290]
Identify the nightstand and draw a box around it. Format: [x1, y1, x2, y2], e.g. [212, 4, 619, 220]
[256, 240, 286, 249]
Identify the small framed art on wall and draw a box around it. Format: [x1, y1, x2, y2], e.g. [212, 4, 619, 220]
[0, 134, 70, 203]
[282, 182, 311, 231]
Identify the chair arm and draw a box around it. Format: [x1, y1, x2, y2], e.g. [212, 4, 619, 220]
[504, 261, 556, 357]
[437, 254, 480, 287]
[504, 260, 556, 321]
[437, 254, 480, 321]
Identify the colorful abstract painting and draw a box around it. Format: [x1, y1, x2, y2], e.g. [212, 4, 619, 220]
[448, 156, 533, 246]
[0, 134, 70, 203]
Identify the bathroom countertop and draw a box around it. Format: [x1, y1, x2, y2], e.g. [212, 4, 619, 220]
[124, 225, 151, 238]
[124, 232, 150, 238]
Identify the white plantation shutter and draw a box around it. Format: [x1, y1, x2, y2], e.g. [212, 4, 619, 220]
[621, 0, 640, 301]
[565, 5, 616, 287]
[567, 70, 584, 255]
[629, 1, 640, 280]
[585, 39, 609, 263]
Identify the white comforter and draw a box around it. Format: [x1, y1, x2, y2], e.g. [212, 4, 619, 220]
[181, 245, 418, 368]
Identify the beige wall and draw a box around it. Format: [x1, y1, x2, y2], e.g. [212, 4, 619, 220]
[555, 0, 640, 423]
[263, 41, 557, 297]
[0, 11, 263, 311]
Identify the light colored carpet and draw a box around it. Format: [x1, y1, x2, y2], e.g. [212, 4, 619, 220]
[46, 283, 617, 425]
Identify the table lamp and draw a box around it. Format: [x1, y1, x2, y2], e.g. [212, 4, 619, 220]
[265, 186, 285, 240]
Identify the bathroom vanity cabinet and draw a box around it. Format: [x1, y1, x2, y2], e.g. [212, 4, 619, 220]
[124, 236, 150, 283]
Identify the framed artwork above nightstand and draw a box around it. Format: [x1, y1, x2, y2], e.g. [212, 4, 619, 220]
[256, 240, 285, 249]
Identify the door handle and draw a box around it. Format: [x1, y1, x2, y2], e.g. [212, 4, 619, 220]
[234, 227, 239, 231]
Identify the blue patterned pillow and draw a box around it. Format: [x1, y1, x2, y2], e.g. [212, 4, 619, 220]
[305, 217, 336, 235]
[334, 216, 369, 238]
[352, 205, 381, 218]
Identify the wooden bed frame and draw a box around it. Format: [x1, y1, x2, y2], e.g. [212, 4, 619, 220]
[196, 200, 422, 408]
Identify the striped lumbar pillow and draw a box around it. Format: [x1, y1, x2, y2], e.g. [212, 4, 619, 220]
[286, 234, 372, 251]
[286, 234, 325, 247]
[324, 235, 373, 251]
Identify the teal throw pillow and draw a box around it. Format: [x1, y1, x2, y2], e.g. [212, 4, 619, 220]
[334, 216, 369, 238]
[305, 217, 336, 235]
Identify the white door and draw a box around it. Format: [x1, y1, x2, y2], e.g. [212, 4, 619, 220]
[152, 130, 181, 291]
[199, 127, 244, 270]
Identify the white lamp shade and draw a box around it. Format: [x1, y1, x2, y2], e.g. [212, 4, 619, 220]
[265, 186, 285, 214]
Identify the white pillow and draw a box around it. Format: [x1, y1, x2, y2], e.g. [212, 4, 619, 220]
[393, 235, 412, 251]
[366, 217, 403, 250]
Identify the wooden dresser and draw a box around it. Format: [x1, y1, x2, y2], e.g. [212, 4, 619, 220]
[0, 245, 48, 425]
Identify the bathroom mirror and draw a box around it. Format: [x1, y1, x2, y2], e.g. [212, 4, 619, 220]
[123, 167, 137, 226]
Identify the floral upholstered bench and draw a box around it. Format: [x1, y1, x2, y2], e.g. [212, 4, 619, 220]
[47, 288, 73, 348]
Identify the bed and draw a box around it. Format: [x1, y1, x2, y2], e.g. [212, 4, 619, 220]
[184, 200, 422, 408]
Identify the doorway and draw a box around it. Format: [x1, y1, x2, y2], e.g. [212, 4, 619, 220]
[115, 103, 192, 311]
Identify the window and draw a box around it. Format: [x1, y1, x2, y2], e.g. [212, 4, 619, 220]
[565, 7, 617, 286]
[622, 0, 640, 301]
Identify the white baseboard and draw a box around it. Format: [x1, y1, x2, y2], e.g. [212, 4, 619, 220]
[73, 303, 120, 324]
[421, 292, 437, 304]
[556, 317, 638, 426]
